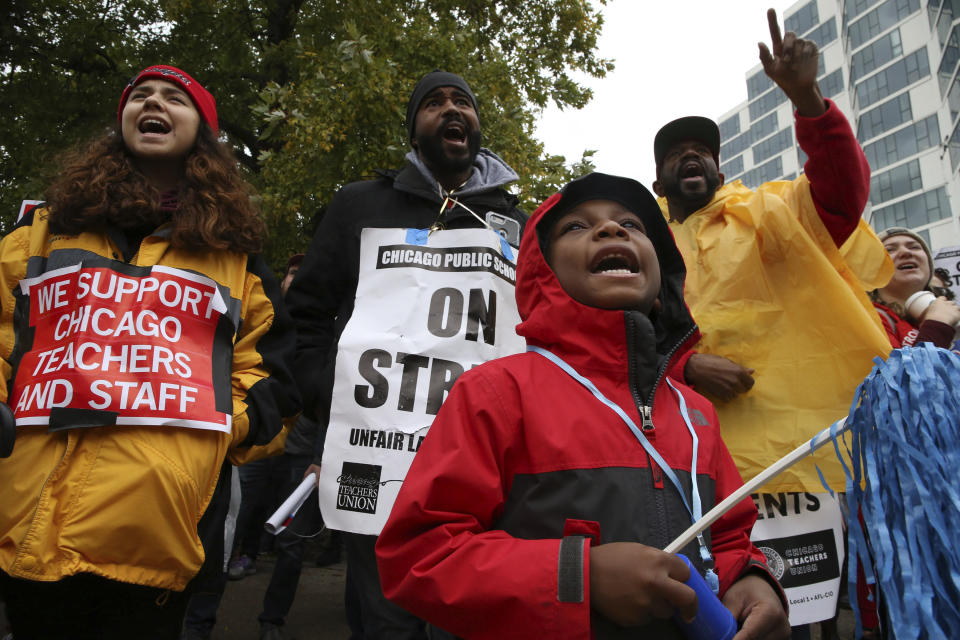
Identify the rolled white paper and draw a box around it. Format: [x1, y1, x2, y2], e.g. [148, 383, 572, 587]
[264, 473, 317, 535]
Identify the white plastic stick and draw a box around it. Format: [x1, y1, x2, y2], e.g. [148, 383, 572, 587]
[664, 418, 848, 553]
[264, 473, 317, 535]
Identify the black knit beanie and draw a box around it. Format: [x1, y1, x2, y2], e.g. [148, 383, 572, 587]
[406, 70, 478, 143]
[536, 172, 684, 280]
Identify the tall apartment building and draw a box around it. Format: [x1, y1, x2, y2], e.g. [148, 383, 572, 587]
[717, 0, 960, 250]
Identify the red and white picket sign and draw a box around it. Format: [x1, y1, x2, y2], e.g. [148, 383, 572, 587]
[12, 263, 231, 432]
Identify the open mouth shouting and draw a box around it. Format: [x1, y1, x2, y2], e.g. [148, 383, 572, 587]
[546, 199, 661, 312]
[590, 246, 640, 276]
[441, 118, 468, 147]
[895, 260, 919, 272]
[138, 118, 172, 136]
[679, 159, 705, 184]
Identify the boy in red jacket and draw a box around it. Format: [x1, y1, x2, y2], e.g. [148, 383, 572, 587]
[376, 173, 789, 639]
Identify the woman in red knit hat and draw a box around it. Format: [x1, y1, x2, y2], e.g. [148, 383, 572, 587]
[0, 65, 299, 638]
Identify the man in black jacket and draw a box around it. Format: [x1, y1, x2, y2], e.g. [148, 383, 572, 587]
[287, 70, 526, 640]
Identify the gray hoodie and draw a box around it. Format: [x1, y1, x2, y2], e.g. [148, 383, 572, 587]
[404, 147, 520, 199]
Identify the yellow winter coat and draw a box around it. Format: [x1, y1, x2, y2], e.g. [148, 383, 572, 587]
[0, 210, 298, 590]
[662, 177, 893, 493]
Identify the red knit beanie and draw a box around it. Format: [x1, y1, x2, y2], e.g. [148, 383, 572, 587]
[117, 65, 218, 132]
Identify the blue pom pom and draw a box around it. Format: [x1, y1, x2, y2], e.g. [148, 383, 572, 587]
[827, 344, 960, 639]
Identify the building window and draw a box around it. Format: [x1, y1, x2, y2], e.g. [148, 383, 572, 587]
[862, 114, 940, 171]
[939, 25, 960, 95]
[750, 111, 779, 143]
[806, 18, 838, 48]
[850, 28, 903, 83]
[869, 159, 923, 204]
[819, 68, 846, 98]
[786, 1, 819, 36]
[949, 75, 960, 120]
[748, 88, 788, 121]
[870, 187, 951, 229]
[720, 131, 751, 159]
[720, 155, 744, 177]
[857, 93, 913, 142]
[855, 48, 929, 109]
[950, 117, 960, 168]
[752, 127, 794, 164]
[719, 114, 741, 140]
[845, 0, 884, 27]
[928, 0, 941, 27]
[721, 111, 778, 159]
[747, 70, 775, 100]
[847, 0, 920, 50]
[739, 157, 784, 188]
[937, 0, 954, 45]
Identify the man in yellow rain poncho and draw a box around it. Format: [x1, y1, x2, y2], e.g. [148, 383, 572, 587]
[653, 10, 893, 626]
[651, 11, 893, 628]
[653, 9, 891, 495]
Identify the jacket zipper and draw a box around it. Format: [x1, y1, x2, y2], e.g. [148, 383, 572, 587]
[626, 316, 697, 428]
[643, 323, 697, 409]
[640, 405, 654, 432]
[626, 313, 697, 549]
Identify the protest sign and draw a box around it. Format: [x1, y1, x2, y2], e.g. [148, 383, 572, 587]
[12, 262, 231, 432]
[750, 492, 844, 625]
[318, 227, 524, 535]
[932, 246, 960, 351]
[17, 200, 43, 223]
[934, 245, 960, 294]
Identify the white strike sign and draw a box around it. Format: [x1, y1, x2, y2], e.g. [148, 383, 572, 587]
[750, 492, 845, 625]
[318, 227, 525, 535]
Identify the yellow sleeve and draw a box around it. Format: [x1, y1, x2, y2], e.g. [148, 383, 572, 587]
[226, 254, 300, 464]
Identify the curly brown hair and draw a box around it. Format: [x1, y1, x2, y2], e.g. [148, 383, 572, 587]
[45, 125, 265, 254]
[868, 288, 906, 318]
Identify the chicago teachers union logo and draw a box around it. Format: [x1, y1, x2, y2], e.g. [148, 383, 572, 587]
[336, 461, 381, 514]
[758, 546, 786, 581]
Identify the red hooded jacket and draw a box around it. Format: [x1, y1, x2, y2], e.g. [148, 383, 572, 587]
[376, 176, 780, 639]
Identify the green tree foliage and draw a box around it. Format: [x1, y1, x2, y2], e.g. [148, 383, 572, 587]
[1, 0, 168, 220]
[2, 0, 608, 270]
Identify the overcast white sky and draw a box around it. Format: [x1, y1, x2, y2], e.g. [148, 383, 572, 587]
[534, 0, 798, 188]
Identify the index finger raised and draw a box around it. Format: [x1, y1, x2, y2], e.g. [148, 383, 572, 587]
[767, 8, 783, 52]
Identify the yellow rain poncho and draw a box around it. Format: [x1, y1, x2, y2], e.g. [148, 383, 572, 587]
[663, 176, 893, 492]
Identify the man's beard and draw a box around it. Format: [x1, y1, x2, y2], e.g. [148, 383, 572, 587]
[660, 165, 721, 205]
[415, 125, 482, 176]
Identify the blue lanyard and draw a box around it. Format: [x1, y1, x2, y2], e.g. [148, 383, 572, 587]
[528, 345, 719, 593]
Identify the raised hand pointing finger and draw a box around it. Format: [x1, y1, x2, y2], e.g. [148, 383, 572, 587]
[757, 8, 825, 117]
[767, 7, 783, 57]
